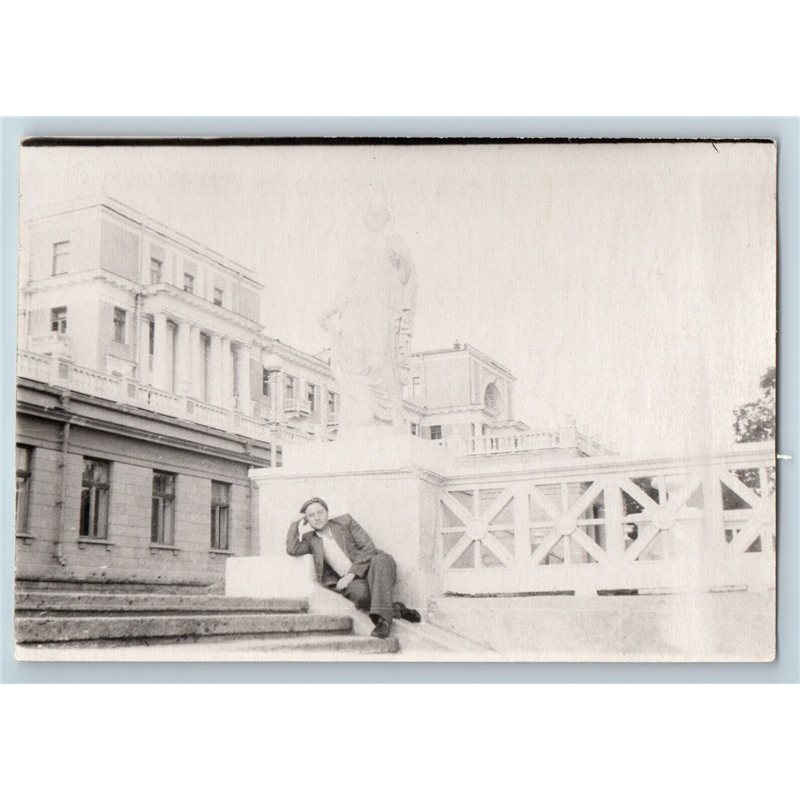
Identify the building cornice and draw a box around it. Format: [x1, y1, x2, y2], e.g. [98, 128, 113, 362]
[140, 283, 263, 333]
[411, 343, 515, 379]
[262, 340, 335, 379]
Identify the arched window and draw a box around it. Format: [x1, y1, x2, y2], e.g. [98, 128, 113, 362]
[484, 382, 501, 411]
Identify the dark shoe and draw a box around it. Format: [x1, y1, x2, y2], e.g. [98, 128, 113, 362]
[370, 619, 391, 639]
[393, 601, 422, 623]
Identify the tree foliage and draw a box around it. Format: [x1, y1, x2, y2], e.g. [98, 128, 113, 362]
[733, 366, 776, 443]
[732, 367, 776, 495]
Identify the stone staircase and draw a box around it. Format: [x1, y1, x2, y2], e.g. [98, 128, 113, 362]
[14, 589, 400, 656]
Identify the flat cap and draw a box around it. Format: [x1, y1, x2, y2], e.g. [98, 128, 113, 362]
[299, 497, 328, 514]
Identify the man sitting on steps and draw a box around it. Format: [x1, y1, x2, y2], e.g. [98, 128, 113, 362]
[285, 497, 422, 639]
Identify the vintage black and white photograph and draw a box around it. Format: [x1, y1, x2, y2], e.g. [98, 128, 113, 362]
[13, 139, 777, 661]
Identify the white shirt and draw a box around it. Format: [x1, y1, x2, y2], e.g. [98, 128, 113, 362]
[315, 525, 353, 577]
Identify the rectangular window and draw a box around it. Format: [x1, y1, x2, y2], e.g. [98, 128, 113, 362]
[327, 391, 336, 414]
[213, 288, 224, 306]
[262, 368, 274, 397]
[16, 446, 32, 534]
[285, 375, 295, 400]
[210, 481, 230, 550]
[80, 459, 110, 539]
[52, 241, 70, 275]
[411, 376, 421, 398]
[51, 307, 67, 334]
[146, 318, 155, 376]
[307, 382, 317, 412]
[410, 422, 419, 436]
[151, 471, 175, 545]
[429, 425, 442, 440]
[113, 307, 127, 344]
[150, 257, 163, 284]
[183, 273, 195, 293]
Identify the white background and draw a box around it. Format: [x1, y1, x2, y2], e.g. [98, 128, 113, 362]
[1, 1, 797, 797]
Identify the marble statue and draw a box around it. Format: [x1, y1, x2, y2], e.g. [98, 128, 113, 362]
[320, 207, 417, 432]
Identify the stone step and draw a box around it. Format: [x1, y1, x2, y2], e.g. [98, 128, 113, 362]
[15, 592, 309, 616]
[221, 634, 401, 656]
[15, 613, 353, 644]
[16, 579, 216, 595]
[16, 633, 402, 660]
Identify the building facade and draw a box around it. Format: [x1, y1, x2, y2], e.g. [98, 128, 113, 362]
[16, 195, 607, 587]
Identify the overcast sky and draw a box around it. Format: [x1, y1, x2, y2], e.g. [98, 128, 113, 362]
[20, 142, 776, 456]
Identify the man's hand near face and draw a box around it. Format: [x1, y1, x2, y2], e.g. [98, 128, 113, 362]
[296, 513, 313, 538]
[335, 573, 355, 592]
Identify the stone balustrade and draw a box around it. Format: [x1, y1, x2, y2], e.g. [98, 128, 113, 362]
[440, 424, 614, 458]
[444, 430, 564, 456]
[284, 397, 312, 416]
[17, 351, 51, 383]
[17, 350, 271, 440]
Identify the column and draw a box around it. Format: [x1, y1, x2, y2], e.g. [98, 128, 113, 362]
[220, 336, 232, 409]
[236, 345, 251, 414]
[274, 369, 284, 422]
[136, 315, 150, 384]
[208, 334, 223, 406]
[152, 312, 169, 391]
[190, 326, 203, 400]
[175, 321, 192, 396]
[320, 384, 329, 425]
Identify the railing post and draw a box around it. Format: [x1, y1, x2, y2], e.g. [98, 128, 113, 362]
[560, 416, 577, 448]
[50, 356, 71, 388]
[702, 470, 726, 580]
[513, 485, 529, 573]
[603, 476, 625, 564]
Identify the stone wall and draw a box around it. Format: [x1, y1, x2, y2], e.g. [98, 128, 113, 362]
[15, 383, 269, 587]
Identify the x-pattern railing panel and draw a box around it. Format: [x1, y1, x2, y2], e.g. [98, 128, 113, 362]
[717, 468, 775, 554]
[439, 486, 517, 570]
[438, 447, 775, 592]
[528, 479, 607, 565]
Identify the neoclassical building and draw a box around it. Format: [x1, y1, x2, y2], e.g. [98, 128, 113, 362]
[15, 195, 607, 588]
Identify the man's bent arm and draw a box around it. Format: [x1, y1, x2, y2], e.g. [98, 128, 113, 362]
[286, 520, 312, 557]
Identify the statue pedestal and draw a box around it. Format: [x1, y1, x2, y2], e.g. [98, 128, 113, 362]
[225, 430, 453, 613]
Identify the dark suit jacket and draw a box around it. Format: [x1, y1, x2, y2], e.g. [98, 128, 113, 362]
[286, 514, 383, 588]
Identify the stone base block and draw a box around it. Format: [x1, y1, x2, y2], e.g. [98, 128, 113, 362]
[225, 555, 316, 599]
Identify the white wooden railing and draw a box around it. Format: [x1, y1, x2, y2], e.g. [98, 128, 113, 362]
[437, 444, 775, 595]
